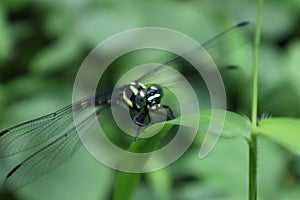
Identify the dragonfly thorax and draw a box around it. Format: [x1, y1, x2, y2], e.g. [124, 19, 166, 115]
[123, 81, 163, 110]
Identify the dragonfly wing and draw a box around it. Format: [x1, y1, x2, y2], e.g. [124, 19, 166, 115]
[3, 105, 107, 190]
[0, 105, 73, 158]
[136, 21, 251, 83]
[0, 96, 105, 158]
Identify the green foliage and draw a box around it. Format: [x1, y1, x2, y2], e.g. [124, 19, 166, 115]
[258, 118, 300, 155]
[0, 0, 300, 200]
[113, 110, 251, 200]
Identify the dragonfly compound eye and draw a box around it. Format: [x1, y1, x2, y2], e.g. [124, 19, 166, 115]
[146, 84, 164, 106]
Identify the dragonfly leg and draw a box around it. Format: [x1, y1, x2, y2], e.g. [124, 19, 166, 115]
[132, 110, 148, 140]
[160, 104, 175, 120]
[133, 110, 148, 127]
[147, 104, 175, 125]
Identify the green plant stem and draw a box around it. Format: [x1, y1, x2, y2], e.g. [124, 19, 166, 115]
[250, 0, 264, 199]
[252, 0, 263, 125]
[249, 135, 257, 200]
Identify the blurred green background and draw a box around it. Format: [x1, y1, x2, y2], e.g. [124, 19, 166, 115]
[0, 0, 300, 199]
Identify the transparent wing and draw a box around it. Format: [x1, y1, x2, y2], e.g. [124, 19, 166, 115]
[136, 21, 251, 83]
[0, 105, 74, 158]
[3, 101, 108, 190]
[0, 95, 108, 158]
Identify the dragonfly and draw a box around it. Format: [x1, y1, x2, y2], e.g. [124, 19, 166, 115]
[0, 21, 250, 190]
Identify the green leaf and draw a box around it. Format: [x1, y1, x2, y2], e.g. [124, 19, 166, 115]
[113, 124, 173, 200]
[257, 118, 300, 155]
[147, 169, 172, 200]
[113, 109, 250, 200]
[166, 109, 251, 140]
[0, 6, 12, 64]
[113, 172, 142, 200]
[29, 37, 80, 73]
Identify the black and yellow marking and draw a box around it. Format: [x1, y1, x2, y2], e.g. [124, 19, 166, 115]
[122, 81, 147, 109]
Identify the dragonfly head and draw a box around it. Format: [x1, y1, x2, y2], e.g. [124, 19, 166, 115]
[146, 84, 163, 106]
